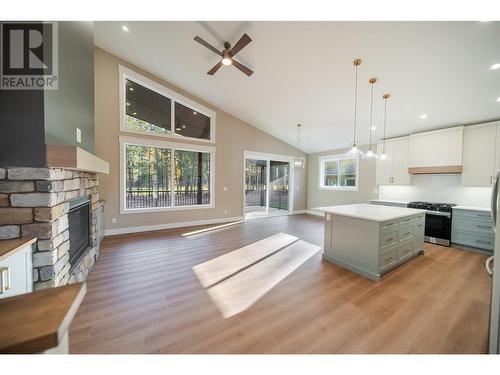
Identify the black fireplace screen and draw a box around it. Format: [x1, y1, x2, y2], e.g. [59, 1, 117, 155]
[68, 198, 91, 269]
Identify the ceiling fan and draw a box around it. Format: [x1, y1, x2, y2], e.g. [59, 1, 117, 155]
[193, 33, 254, 77]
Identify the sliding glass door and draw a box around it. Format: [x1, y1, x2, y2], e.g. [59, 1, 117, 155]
[244, 157, 291, 219]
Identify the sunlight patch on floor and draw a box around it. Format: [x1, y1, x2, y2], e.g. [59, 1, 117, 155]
[193, 232, 321, 318]
[181, 221, 244, 237]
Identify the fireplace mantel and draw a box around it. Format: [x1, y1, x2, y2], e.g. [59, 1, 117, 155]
[46, 145, 109, 175]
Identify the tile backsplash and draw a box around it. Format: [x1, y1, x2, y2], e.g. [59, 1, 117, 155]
[378, 174, 493, 208]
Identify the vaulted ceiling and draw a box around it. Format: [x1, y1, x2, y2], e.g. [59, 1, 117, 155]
[95, 21, 500, 153]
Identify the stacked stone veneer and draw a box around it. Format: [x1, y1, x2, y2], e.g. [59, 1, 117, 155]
[0, 167, 99, 290]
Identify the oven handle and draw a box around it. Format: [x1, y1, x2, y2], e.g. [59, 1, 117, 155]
[425, 211, 451, 218]
[492, 170, 500, 233]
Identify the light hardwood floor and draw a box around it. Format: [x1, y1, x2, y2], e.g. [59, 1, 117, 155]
[69, 214, 492, 354]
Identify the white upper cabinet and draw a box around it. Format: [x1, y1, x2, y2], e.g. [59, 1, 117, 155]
[461, 123, 498, 187]
[376, 137, 410, 185]
[408, 126, 464, 168]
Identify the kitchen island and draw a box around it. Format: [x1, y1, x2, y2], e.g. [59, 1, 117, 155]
[316, 203, 426, 281]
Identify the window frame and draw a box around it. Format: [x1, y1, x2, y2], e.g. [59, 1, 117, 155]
[119, 135, 216, 214]
[119, 65, 216, 144]
[318, 154, 359, 191]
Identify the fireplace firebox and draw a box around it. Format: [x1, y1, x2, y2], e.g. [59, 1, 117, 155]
[68, 196, 91, 271]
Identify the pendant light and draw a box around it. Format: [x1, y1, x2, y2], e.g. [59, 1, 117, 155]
[379, 93, 391, 160]
[346, 59, 364, 157]
[362, 77, 379, 160]
[293, 124, 305, 168]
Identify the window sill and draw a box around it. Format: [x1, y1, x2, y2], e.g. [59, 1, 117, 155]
[120, 204, 215, 215]
[319, 186, 359, 192]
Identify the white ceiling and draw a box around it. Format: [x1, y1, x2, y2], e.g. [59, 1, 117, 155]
[94, 21, 500, 153]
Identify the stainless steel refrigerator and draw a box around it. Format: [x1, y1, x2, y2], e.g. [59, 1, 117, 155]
[489, 170, 500, 353]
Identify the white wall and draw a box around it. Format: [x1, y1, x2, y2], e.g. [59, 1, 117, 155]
[378, 174, 492, 208]
[307, 145, 378, 210]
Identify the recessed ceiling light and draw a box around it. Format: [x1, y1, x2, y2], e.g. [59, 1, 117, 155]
[175, 127, 182, 131]
[419, 114, 427, 119]
[371, 126, 376, 130]
[497, 97, 500, 102]
[122, 25, 129, 32]
[129, 87, 134, 91]
[126, 102, 130, 106]
[132, 112, 137, 115]
[491, 63, 500, 70]
[193, 111, 197, 115]
[182, 125, 186, 128]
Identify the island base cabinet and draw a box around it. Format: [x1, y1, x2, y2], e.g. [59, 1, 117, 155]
[323, 213, 425, 281]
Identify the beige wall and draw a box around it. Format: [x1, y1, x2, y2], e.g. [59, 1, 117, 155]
[307, 145, 377, 210]
[94, 48, 307, 232]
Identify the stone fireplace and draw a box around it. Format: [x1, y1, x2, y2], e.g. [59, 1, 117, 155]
[0, 167, 101, 290]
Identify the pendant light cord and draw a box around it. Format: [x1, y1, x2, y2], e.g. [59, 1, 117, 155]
[353, 64, 359, 144]
[383, 97, 387, 153]
[296, 125, 300, 157]
[369, 81, 374, 150]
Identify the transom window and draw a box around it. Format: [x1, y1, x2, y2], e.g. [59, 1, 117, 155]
[319, 155, 359, 191]
[120, 136, 215, 213]
[120, 65, 216, 142]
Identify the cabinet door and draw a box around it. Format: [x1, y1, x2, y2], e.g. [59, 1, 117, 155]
[391, 138, 410, 185]
[0, 248, 30, 299]
[462, 125, 496, 187]
[376, 142, 393, 185]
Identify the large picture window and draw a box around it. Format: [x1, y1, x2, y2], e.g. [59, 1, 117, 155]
[319, 155, 359, 191]
[120, 137, 214, 213]
[120, 65, 216, 143]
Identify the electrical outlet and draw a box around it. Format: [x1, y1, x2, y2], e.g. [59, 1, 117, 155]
[76, 128, 82, 143]
[224, 209, 228, 214]
[112, 217, 117, 223]
[223, 186, 228, 191]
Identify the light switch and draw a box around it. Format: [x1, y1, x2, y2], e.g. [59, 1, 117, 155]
[76, 128, 82, 143]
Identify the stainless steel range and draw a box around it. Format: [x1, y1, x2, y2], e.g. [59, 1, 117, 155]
[407, 201, 457, 246]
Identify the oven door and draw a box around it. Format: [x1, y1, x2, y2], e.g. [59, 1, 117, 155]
[424, 211, 452, 246]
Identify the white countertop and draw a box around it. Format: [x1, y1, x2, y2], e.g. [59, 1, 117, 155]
[370, 199, 410, 205]
[453, 206, 491, 212]
[314, 203, 426, 222]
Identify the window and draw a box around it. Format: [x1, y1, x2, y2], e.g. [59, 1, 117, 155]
[319, 155, 359, 191]
[120, 65, 216, 142]
[120, 136, 214, 213]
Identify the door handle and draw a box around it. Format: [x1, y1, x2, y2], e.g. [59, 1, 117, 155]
[485, 256, 494, 276]
[491, 170, 500, 233]
[0, 267, 11, 294]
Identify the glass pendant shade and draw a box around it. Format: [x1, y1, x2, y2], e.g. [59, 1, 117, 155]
[346, 144, 364, 157]
[294, 124, 305, 169]
[294, 157, 305, 168]
[362, 149, 379, 160]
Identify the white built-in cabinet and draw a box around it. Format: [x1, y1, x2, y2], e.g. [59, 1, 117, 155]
[376, 137, 410, 185]
[462, 121, 500, 187]
[408, 126, 464, 168]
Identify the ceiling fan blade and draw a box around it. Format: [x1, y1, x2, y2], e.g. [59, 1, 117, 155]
[193, 36, 223, 57]
[207, 61, 223, 75]
[229, 33, 252, 57]
[232, 59, 254, 77]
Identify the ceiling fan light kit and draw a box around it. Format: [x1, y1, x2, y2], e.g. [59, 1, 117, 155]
[193, 34, 254, 76]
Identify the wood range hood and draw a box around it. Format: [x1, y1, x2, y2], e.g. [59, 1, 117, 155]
[408, 165, 463, 174]
[46, 145, 109, 174]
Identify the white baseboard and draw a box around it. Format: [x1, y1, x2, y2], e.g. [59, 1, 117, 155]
[105, 216, 244, 236]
